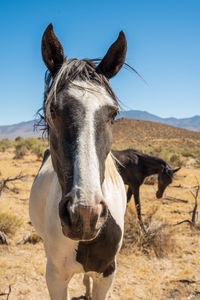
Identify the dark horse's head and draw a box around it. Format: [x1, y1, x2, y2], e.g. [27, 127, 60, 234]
[156, 165, 180, 198]
[41, 24, 127, 241]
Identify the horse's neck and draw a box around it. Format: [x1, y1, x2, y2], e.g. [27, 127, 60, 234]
[141, 155, 163, 176]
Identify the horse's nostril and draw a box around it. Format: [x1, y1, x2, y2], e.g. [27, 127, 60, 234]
[100, 203, 108, 218]
[59, 193, 75, 227]
[100, 200, 106, 207]
[64, 205, 72, 226]
[59, 194, 108, 240]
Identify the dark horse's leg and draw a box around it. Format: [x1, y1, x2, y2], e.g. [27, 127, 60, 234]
[131, 184, 147, 234]
[126, 186, 132, 203]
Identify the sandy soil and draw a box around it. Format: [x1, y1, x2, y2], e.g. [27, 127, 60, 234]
[0, 150, 200, 299]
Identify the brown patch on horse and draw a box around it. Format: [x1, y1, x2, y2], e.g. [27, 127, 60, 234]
[76, 211, 121, 277]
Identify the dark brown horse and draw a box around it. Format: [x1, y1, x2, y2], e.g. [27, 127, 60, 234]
[112, 149, 180, 232]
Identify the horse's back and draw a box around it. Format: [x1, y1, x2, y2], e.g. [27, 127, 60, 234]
[29, 153, 55, 238]
[112, 149, 140, 167]
[112, 149, 142, 184]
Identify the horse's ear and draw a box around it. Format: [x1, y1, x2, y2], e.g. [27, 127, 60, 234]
[41, 24, 65, 76]
[97, 31, 127, 79]
[173, 167, 181, 173]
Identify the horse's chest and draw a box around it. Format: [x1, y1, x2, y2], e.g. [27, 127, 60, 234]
[76, 211, 122, 277]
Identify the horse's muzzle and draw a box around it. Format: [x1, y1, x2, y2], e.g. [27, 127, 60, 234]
[156, 190, 163, 199]
[59, 193, 108, 241]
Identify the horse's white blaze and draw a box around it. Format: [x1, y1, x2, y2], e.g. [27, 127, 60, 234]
[68, 80, 116, 206]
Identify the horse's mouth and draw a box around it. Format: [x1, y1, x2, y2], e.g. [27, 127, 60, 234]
[60, 218, 105, 241]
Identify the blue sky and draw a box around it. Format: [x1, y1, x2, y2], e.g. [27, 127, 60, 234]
[0, 0, 200, 125]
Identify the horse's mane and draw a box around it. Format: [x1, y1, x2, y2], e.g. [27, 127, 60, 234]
[35, 58, 118, 135]
[105, 153, 121, 184]
[137, 151, 170, 169]
[122, 148, 170, 169]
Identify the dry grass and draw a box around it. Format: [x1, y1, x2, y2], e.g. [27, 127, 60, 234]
[0, 212, 22, 235]
[0, 137, 48, 160]
[144, 175, 157, 185]
[27, 232, 42, 244]
[122, 206, 179, 258]
[113, 118, 200, 148]
[113, 118, 200, 167]
[20, 232, 42, 245]
[0, 145, 200, 299]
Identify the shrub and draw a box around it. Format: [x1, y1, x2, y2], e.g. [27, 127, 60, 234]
[15, 136, 24, 142]
[0, 139, 12, 152]
[13, 137, 47, 159]
[27, 233, 42, 244]
[170, 154, 179, 164]
[153, 145, 162, 154]
[144, 175, 157, 185]
[14, 143, 28, 159]
[24, 137, 40, 151]
[31, 143, 46, 159]
[122, 206, 179, 258]
[193, 160, 200, 168]
[0, 212, 23, 235]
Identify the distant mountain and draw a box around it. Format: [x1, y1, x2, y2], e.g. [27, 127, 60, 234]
[113, 118, 200, 149]
[118, 110, 200, 132]
[0, 120, 42, 140]
[0, 110, 200, 139]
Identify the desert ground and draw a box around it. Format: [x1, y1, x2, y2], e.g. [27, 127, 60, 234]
[0, 132, 200, 299]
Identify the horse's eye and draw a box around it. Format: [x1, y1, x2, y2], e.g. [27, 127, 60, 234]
[50, 107, 56, 119]
[109, 110, 118, 123]
[112, 111, 118, 119]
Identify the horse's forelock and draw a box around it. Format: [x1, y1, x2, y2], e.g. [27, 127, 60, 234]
[42, 58, 117, 134]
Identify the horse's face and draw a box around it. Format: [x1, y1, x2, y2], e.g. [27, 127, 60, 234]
[49, 83, 118, 241]
[42, 24, 127, 241]
[156, 166, 180, 198]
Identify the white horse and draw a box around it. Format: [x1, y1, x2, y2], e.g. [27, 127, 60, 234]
[29, 24, 127, 300]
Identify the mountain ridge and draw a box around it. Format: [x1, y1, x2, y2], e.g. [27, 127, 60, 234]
[0, 110, 200, 139]
[0, 120, 40, 140]
[118, 110, 200, 132]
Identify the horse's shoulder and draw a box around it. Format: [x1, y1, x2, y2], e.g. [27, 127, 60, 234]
[113, 149, 138, 165]
[123, 149, 140, 165]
